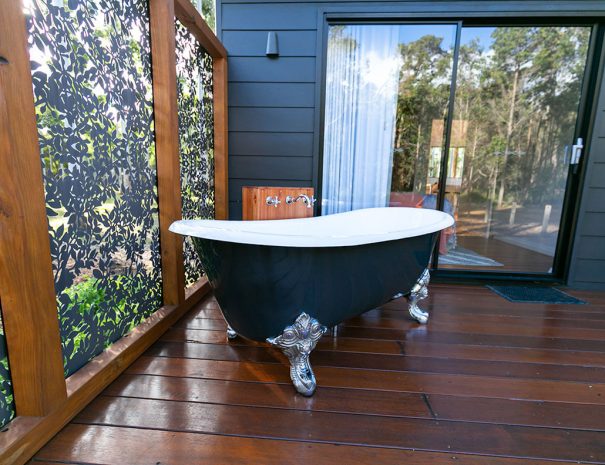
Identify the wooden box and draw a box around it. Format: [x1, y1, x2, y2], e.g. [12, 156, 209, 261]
[242, 186, 315, 220]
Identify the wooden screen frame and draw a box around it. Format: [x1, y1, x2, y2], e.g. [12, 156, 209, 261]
[152, 0, 229, 306]
[175, 0, 229, 223]
[0, 1, 226, 463]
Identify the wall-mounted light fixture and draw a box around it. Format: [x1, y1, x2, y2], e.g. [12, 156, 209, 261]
[266, 32, 279, 58]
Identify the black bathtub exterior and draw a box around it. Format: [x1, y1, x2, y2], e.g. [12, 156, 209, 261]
[193, 232, 437, 341]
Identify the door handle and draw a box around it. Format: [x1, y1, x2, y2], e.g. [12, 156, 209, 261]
[570, 138, 583, 165]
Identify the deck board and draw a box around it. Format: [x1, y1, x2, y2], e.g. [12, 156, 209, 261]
[34, 285, 605, 464]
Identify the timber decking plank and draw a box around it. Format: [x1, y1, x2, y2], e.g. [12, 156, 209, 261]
[177, 309, 605, 341]
[127, 356, 605, 404]
[161, 328, 605, 367]
[370, 307, 605, 326]
[35, 424, 585, 465]
[336, 326, 605, 352]
[103, 373, 430, 418]
[192, 301, 605, 324]
[71, 396, 605, 462]
[104, 373, 605, 431]
[343, 314, 605, 341]
[34, 288, 605, 464]
[427, 394, 605, 431]
[146, 340, 605, 383]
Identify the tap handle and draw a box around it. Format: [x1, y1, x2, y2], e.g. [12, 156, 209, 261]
[266, 195, 281, 207]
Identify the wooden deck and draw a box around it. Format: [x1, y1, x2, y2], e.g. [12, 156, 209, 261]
[31, 285, 605, 464]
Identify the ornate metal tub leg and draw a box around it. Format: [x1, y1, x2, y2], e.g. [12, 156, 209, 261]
[226, 325, 238, 340]
[407, 269, 430, 324]
[267, 312, 327, 396]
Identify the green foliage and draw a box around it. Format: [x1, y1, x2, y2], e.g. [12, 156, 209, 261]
[176, 20, 215, 287]
[64, 277, 106, 317]
[191, 0, 216, 31]
[27, 0, 163, 376]
[59, 274, 154, 373]
[452, 27, 590, 207]
[0, 312, 15, 429]
[391, 32, 455, 193]
[389, 26, 589, 208]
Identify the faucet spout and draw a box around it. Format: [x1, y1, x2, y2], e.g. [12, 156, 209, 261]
[286, 194, 316, 208]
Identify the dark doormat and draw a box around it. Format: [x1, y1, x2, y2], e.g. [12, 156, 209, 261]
[486, 285, 587, 304]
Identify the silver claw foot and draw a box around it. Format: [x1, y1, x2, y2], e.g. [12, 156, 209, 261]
[407, 269, 430, 324]
[226, 325, 238, 340]
[267, 312, 327, 396]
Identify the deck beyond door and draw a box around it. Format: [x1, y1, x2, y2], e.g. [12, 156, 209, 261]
[31, 284, 605, 464]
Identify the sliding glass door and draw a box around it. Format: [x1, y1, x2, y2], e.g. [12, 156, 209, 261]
[321, 21, 593, 277]
[439, 26, 591, 273]
[322, 24, 457, 216]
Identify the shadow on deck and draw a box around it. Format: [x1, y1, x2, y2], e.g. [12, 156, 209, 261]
[31, 284, 605, 464]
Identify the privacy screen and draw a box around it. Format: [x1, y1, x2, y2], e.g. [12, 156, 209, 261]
[0, 307, 15, 428]
[26, 0, 163, 376]
[175, 19, 215, 287]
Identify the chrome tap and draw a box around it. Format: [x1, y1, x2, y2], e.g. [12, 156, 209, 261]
[266, 195, 281, 207]
[285, 194, 316, 208]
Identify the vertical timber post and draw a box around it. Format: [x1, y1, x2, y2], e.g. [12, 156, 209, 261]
[0, 0, 67, 416]
[150, 0, 186, 306]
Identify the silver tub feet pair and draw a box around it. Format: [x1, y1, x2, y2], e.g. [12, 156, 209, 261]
[267, 312, 327, 396]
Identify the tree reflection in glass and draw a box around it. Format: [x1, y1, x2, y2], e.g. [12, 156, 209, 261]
[440, 26, 591, 272]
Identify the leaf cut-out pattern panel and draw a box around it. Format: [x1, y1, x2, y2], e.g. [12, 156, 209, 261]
[175, 19, 215, 287]
[0, 306, 15, 428]
[26, 0, 163, 377]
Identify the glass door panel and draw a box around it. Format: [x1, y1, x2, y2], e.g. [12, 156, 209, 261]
[322, 24, 457, 216]
[438, 26, 591, 273]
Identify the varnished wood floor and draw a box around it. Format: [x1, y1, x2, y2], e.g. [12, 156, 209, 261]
[31, 285, 605, 464]
[440, 235, 554, 272]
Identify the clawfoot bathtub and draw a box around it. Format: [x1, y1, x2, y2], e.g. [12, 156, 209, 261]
[170, 207, 454, 396]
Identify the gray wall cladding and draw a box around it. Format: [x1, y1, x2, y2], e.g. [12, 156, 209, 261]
[568, 40, 605, 290]
[219, 0, 605, 289]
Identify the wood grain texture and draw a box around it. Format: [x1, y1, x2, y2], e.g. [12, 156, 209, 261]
[172, 0, 229, 220]
[34, 286, 605, 464]
[213, 57, 229, 219]
[242, 186, 314, 220]
[174, 0, 227, 59]
[71, 395, 605, 462]
[150, 0, 185, 306]
[0, 281, 210, 465]
[37, 424, 584, 465]
[0, 0, 67, 417]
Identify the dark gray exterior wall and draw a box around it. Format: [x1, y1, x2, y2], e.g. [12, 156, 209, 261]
[567, 41, 605, 290]
[217, 0, 605, 289]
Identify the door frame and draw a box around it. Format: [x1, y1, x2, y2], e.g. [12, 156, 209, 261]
[314, 5, 605, 283]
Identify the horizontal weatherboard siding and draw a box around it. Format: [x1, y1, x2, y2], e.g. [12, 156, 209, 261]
[581, 187, 605, 212]
[229, 107, 314, 132]
[588, 163, 605, 188]
[573, 236, 605, 261]
[229, 132, 314, 156]
[229, 155, 313, 179]
[220, 0, 605, 289]
[229, 57, 316, 82]
[223, 31, 317, 56]
[221, 4, 317, 29]
[573, 259, 605, 283]
[229, 83, 315, 108]
[229, 179, 312, 194]
[577, 212, 605, 237]
[220, 0, 605, 12]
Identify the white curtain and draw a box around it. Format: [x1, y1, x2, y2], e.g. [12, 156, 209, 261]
[322, 25, 402, 215]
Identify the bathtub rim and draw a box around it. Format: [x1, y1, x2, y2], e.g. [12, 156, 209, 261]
[170, 207, 454, 248]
